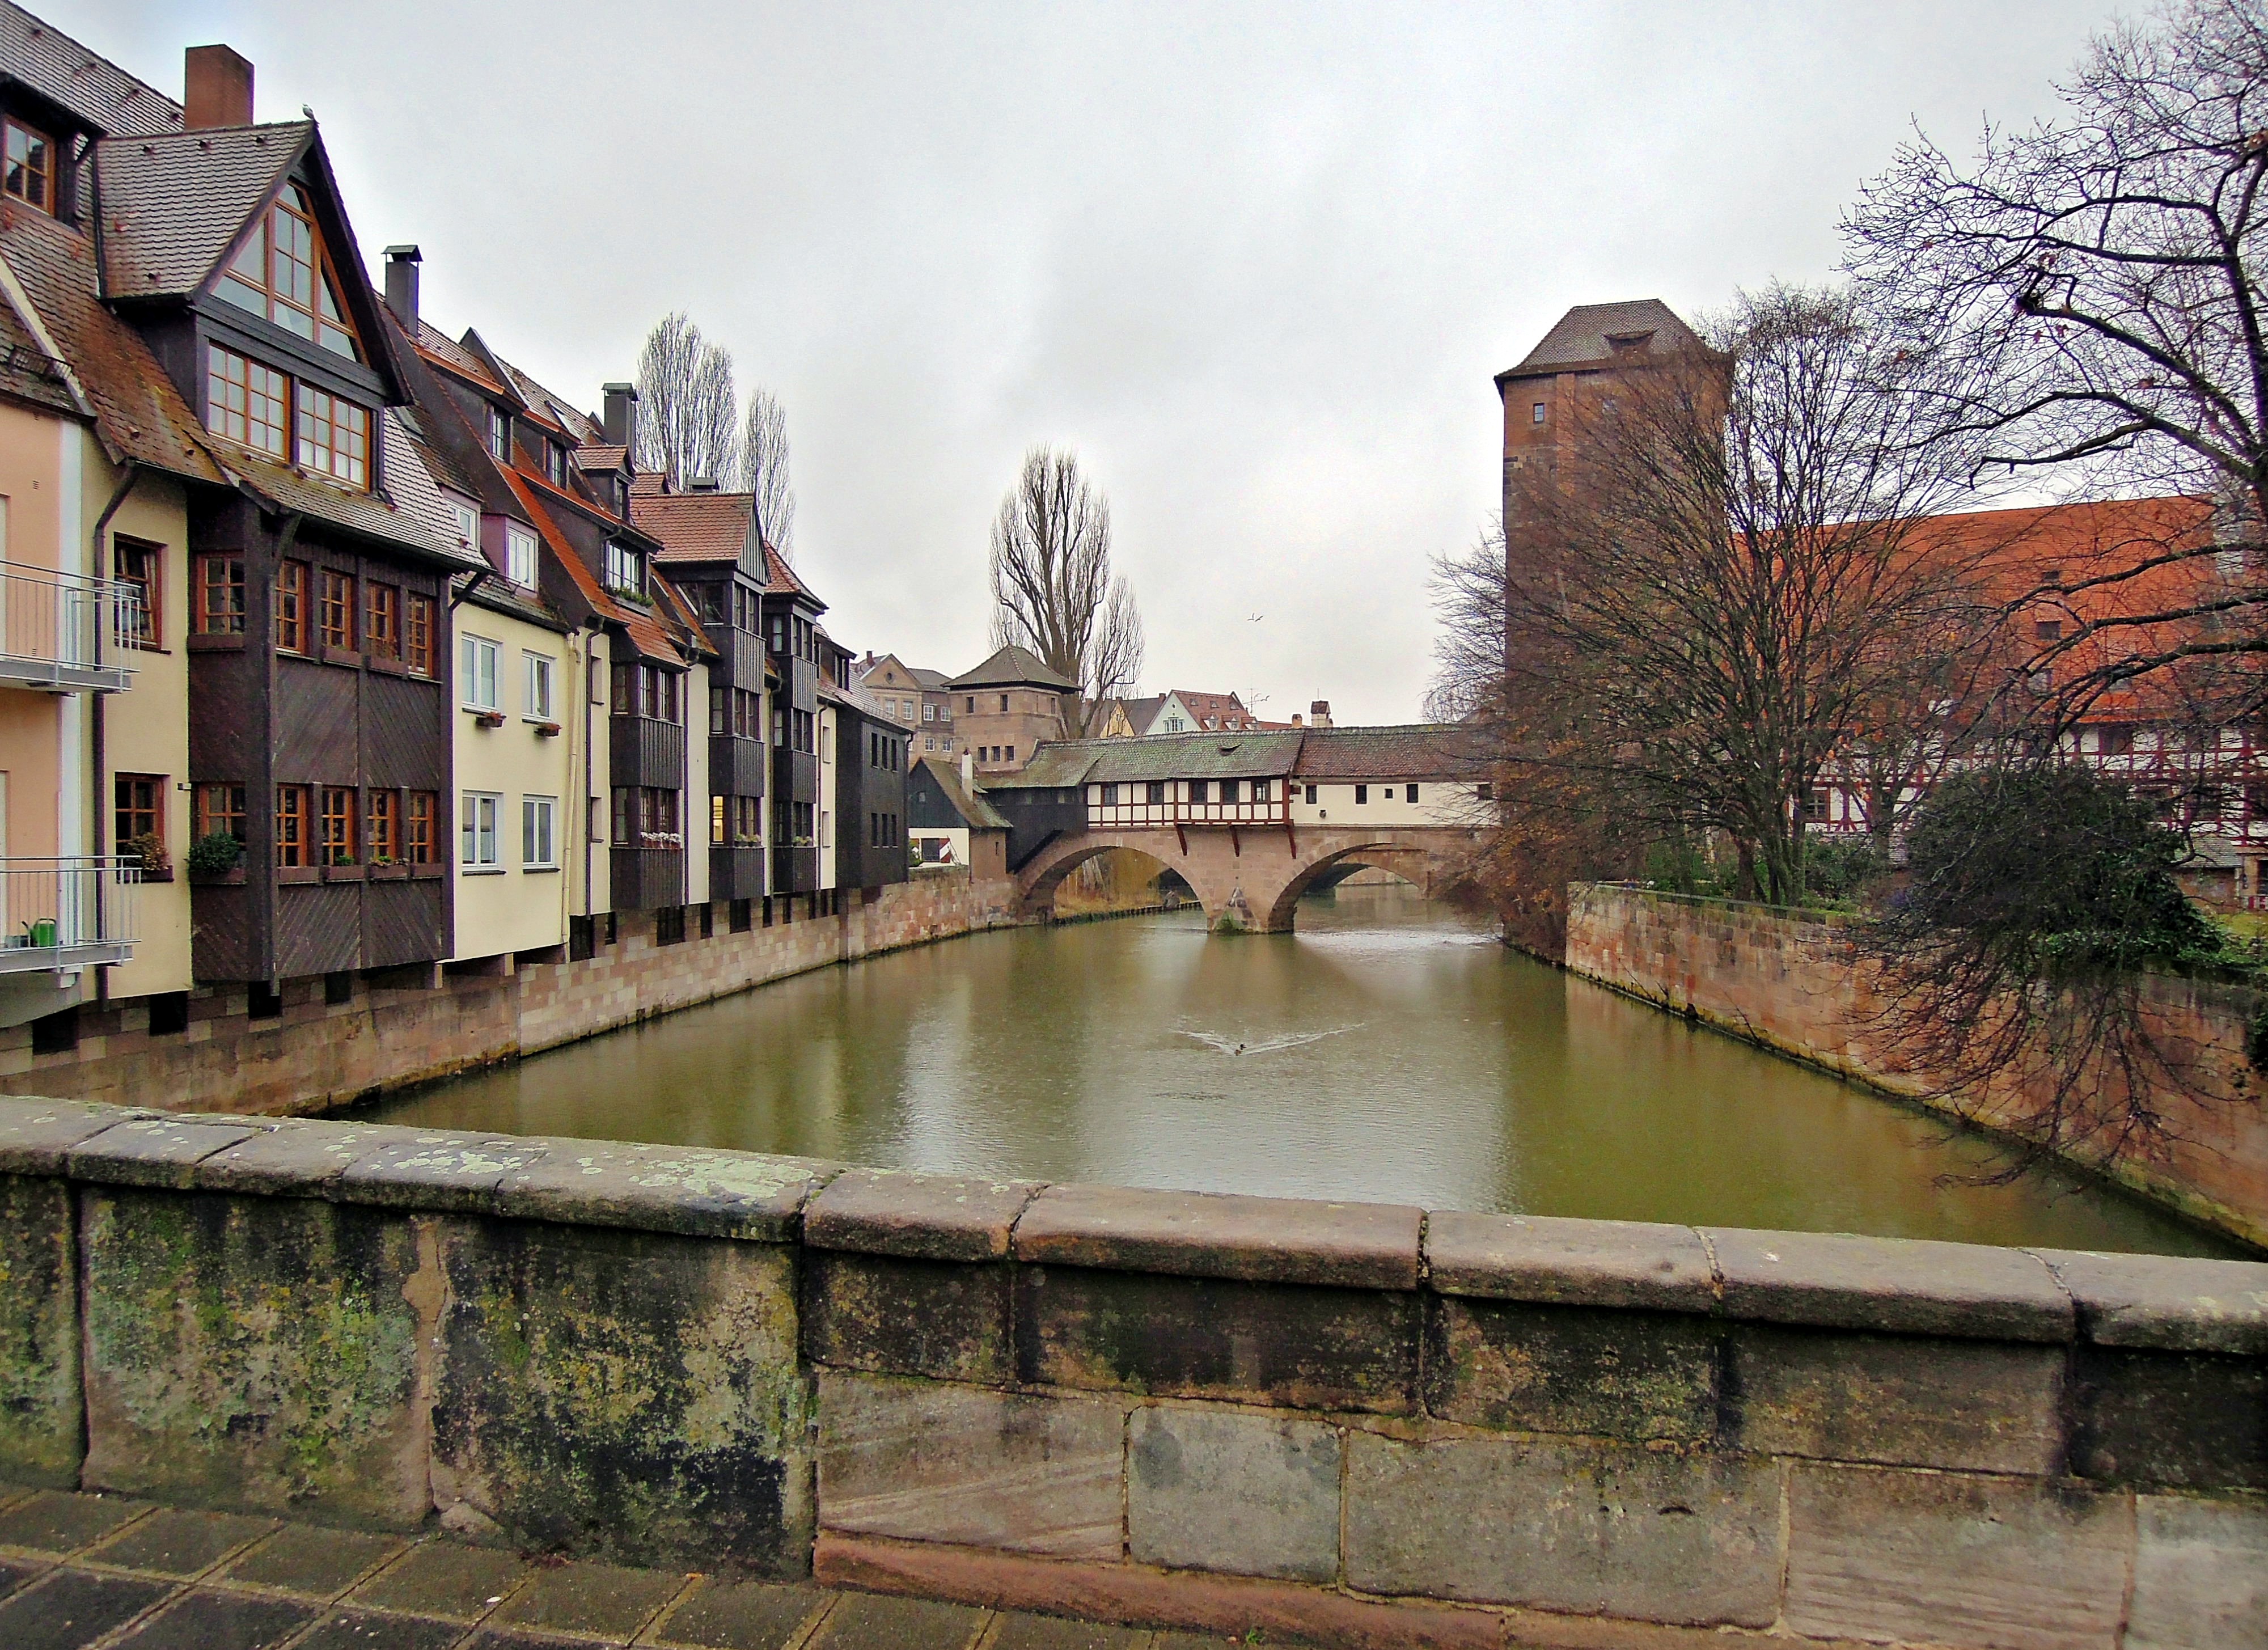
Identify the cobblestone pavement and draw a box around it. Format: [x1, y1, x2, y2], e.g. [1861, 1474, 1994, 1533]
[0, 1486, 1300, 1650]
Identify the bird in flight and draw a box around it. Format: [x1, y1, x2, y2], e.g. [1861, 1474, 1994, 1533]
[1249, 614, 1264, 623]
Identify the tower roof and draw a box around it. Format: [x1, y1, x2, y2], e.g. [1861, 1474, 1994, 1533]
[1495, 299, 1700, 383]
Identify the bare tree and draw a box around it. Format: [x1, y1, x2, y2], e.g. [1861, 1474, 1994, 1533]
[1844, 0, 2268, 719]
[988, 447, 1145, 734]
[635, 312, 741, 489]
[1482, 285, 1996, 906]
[742, 387, 796, 560]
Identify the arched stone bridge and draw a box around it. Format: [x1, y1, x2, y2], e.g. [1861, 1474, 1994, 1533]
[1016, 823, 1484, 932]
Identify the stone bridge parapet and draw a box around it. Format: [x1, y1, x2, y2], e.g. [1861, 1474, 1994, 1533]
[1, 1094, 2262, 1645]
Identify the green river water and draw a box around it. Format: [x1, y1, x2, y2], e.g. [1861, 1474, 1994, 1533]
[363, 885, 2250, 1256]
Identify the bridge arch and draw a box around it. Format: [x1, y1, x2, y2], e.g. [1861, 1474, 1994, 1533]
[1255, 843, 1423, 932]
[1017, 840, 1186, 921]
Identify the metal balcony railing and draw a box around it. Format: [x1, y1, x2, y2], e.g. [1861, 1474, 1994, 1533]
[0, 856, 140, 973]
[0, 561, 143, 692]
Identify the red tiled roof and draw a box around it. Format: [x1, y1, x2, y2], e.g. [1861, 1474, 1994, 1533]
[1291, 726, 1490, 781]
[631, 490, 756, 564]
[1167, 690, 1255, 728]
[765, 542, 819, 606]
[414, 321, 508, 396]
[629, 470, 667, 497]
[573, 443, 627, 473]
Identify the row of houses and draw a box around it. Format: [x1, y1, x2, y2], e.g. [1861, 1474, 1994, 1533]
[0, 10, 910, 1042]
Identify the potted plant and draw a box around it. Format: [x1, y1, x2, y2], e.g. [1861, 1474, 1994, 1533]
[124, 831, 170, 881]
[474, 709, 506, 729]
[185, 831, 244, 882]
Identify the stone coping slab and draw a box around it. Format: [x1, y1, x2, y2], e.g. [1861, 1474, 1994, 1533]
[1012, 1184, 1424, 1290]
[1425, 1212, 1716, 1313]
[805, 1168, 1045, 1262]
[1704, 1228, 2075, 1342]
[1, 1095, 2261, 1345]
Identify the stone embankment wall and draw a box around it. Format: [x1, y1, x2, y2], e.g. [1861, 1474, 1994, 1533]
[1564, 883, 2268, 1251]
[0, 871, 1020, 1119]
[2, 1094, 2262, 1649]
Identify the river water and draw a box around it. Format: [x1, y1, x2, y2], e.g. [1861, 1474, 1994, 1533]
[364, 885, 2248, 1256]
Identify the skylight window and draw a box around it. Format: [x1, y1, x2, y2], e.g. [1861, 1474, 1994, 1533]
[215, 183, 363, 361]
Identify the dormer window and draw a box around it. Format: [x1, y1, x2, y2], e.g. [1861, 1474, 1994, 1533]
[3, 117, 52, 213]
[604, 540, 642, 595]
[487, 407, 511, 460]
[505, 523, 538, 588]
[215, 184, 363, 362]
[544, 442, 567, 487]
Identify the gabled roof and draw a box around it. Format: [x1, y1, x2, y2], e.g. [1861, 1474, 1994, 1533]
[0, 2, 181, 139]
[1112, 694, 1165, 733]
[913, 755, 1009, 830]
[375, 408, 488, 564]
[1160, 689, 1256, 730]
[910, 666, 951, 691]
[764, 542, 819, 607]
[631, 489, 757, 565]
[414, 320, 508, 396]
[1497, 299, 1702, 382]
[0, 209, 223, 481]
[573, 443, 627, 474]
[1290, 725, 1488, 781]
[992, 731, 1305, 788]
[629, 469, 667, 497]
[950, 644, 1074, 691]
[94, 122, 308, 299]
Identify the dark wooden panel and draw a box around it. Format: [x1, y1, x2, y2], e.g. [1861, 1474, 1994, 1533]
[273, 658, 359, 784]
[189, 882, 253, 981]
[186, 645, 255, 781]
[709, 737, 766, 798]
[610, 848, 684, 911]
[774, 749, 820, 808]
[771, 845, 819, 894]
[364, 878, 445, 968]
[709, 845, 765, 900]
[276, 882, 361, 977]
[609, 716, 686, 791]
[366, 674, 448, 790]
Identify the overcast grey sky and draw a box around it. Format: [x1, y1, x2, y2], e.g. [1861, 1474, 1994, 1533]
[80, 1, 2113, 722]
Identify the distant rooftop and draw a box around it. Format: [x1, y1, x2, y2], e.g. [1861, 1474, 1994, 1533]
[1496, 299, 1701, 383]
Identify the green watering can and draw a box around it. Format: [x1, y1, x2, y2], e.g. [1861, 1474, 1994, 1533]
[23, 919, 56, 948]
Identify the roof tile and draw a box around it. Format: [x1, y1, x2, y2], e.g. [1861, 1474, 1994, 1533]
[94, 122, 306, 298]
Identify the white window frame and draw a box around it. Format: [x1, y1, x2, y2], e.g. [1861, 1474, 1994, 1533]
[604, 540, 641, 594]
[488, 405, 511, 459]
[505, 523, 538, 588]
[460, 792, 501, 869]
[522, 795, 557, 869]
[451, 498, 479, 549]
[524, 651, 556, 720]
[460, 633, 501, 711]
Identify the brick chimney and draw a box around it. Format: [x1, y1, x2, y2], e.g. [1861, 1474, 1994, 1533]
[184, 45, 253, 130]
[602, 383, 638, 453]
[382, 246, 420, 333]
[1309, 700, 1332, 729]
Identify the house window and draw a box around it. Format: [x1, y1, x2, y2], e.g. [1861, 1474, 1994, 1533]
[109, 538, 160, 648]
[923, 703, 935, 722]
[1146, 781, 1165, 805]
[1254, 780, 1271, 802]
[319, 786, 357, 865]
[460, 634, 500, 710]
[405, 594, 435, 675]
[1531, 402, 1547, 424]
[407, 792, 438, 864]
[604, 540, 642, 594]
[1476, 782, 1493, 801]
[275, 785, 311, 868]
[505, 523, 538, 588]
[2034, 618, 2063, 644]
[487, 405, 511, 460]
[274, 560, 309, 654]
[696, 585, 726, 627]
[1191, 780, 1208, 803]
[998, 693, 1010, 712]
[1804, 788, 1830, 823]
[710, 686, 726, 736]
[296, 388, 370, 489]
[1406, 784, 1420, 802]
[1221, 779, 1239, 803]
[3, 116, 52, 211]
[193, 555, 245, 634]
[1304, 784, 1318, 804]
[2097, 725, 2134, 756]
[214, 183, 363, 360]
[366, 583, 400, 661]
[114, 775, 162, 859]
[613, 786, 682, 847]
[1355, 784, 1368, 804]
[522, 796, 557, 868]
[452, 500, 479, 548]
[460, 793, 501, 868]
[525, 653, 555, 720]
[965, 696, 975, 713]
[319, 569, 355, 650]
[194, 782, 245, 845]
[1102, 783, 1119, 806]
[369, 790, 400, 863]
[544, 443, 566, 487]
[205, 346, 287, 458]
[731, 687, 760, 739]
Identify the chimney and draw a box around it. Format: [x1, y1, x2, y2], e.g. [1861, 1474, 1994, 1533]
[602, 383, 637, 452]
[688, 475, 720, 493]
[1309, 700, 1332, 729]
[184, 45, 253, 130]
[382, 246, 420, 333]
[1291, 713, 1304, 728]
[961, 752, 975, 794]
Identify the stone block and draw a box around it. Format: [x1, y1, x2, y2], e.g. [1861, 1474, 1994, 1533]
[1726, 1323, 2064, 1474]
[66, 1116, 266, 1189]
[0, 1097, 150, 1175]
[2066, 1344, 2267, 1490]
[430, 1216, 810, 1573]
[803, 1167, 1042, 1261]
[334, 1132, 545, 1213]
[187, 1121, 396, 1198]
[78, 1188, 431, 1527]
[1423, 1297, 1716, 1442]
[2033, 1249, 2268, 1355]
[2128, 1494, 2268, 1650]
[1424, 1212, 1716, 1313]
[1013, 1183, 1421, 1289]
[803, 1251, 1012, 1384]
[1704, 1227, 2073, 1342]
[493, 1140, 831, 1240]
[1343, 1429, 1781, 1626]
[1017, 1264, 1419, 1414]
[0, 1175, 79, 1486]
[1128, 1404, 1340, 1583]
[816, 1372, 1124, 1560]
[1784, 1462, 2130, 1648]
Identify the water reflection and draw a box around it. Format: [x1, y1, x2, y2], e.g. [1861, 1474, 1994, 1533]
[363, 883, 2248, 1256]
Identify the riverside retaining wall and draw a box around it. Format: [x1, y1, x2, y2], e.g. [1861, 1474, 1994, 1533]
[1, 1095, 2263, 1648]
[1564, 883, 2268, 1252]
[0, 870, 1020, 1119]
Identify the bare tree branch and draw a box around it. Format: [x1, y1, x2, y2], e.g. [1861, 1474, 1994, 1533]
[742, 387, 796, 561]
[988, 446, 1145, 734]
[635, 312, 741, 489]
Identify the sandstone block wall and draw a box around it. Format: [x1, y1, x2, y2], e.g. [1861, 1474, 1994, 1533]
[1564, 883, 2268, 1250]
[0, 872, 1022, 1120]
[2, 1095, 2262, 1648]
